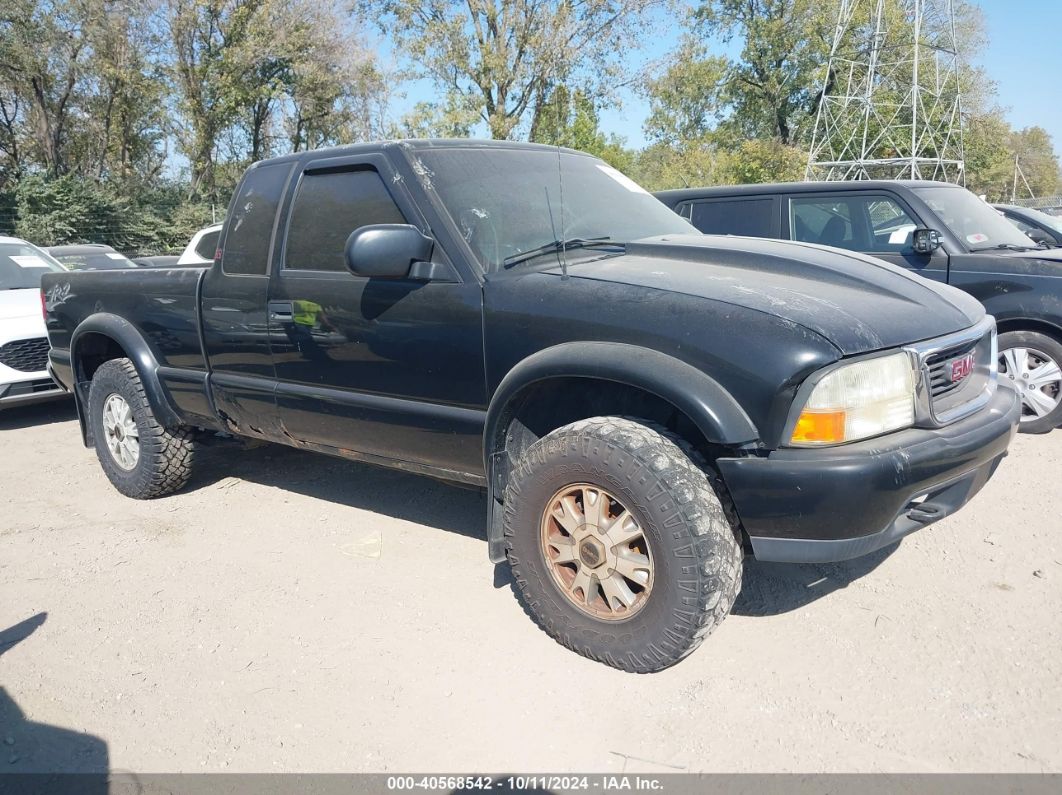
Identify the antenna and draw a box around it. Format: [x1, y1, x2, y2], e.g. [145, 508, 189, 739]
[556, 146, 568, 279]
[806, 0, 965, 183]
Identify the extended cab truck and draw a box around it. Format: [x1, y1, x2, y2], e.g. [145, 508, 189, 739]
[657, 180, 1062, 434]
[43, 141, 1021, 673]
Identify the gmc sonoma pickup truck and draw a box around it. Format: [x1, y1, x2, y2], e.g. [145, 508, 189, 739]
[43, 140, 1021, 673]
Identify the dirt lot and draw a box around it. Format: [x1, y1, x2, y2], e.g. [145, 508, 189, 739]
[1, 399, 1061, 774]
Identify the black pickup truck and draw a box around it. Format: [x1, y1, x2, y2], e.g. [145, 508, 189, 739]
[657, 180, 1062, 433]
[43, 141, 1020, 672]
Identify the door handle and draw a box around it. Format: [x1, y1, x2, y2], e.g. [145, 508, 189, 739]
[268, 301, 294, 321]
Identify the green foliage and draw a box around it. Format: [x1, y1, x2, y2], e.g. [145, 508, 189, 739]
[365, 0, 662, 140]
[643, 43, 729, 146]
[0, 0, 1059, 253]
[633, 138, 806, 191]
[1009, 127, 1061, 199]
[723, 139, 806, 184]
[10, 175, 219, 253]
[694, 0, 837, 145]
[529, 87, 635, 171]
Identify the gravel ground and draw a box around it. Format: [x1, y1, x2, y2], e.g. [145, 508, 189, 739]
[1, 400, 1060, 774]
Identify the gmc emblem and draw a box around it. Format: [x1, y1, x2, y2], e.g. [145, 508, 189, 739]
[950, 353, 974, 383]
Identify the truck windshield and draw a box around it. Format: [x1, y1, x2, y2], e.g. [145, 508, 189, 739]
[915, 186, 1036, 252]
[0, 242, 66, 289]
[411, 147, 696, 272]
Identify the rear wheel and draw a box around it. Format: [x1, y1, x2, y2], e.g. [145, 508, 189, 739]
[504, 416, 743, 673]
[998, 330, 1062, 434]
[87, 358, 198, 498]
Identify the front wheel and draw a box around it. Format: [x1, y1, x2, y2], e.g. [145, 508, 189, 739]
[503, 416, 743, 673]
[87, 358, 198, 498]
[998, 331, 1062, 434]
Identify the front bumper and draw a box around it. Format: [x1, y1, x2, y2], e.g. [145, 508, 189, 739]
[0, 367, 67, 408]
[717, 382, 1021, 563]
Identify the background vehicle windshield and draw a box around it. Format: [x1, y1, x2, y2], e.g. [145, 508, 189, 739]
[915, 186, 1034, 251]
[0, 242, 66, 289]
[413, 147, 697, 272]
[54, 252, 137, 271]
[1020, 207, 1062, 235]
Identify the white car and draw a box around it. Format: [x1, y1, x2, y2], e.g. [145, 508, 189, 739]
[0, 236, 68, 409]
[176, 223, 223, 266]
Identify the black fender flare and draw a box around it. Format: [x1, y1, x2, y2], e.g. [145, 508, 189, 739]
[482, 341, 760, 562]
[70, 313, 182, 444]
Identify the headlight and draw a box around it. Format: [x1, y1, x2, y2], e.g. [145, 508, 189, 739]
[789, 352, 915, 446]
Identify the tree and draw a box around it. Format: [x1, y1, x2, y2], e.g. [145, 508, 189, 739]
[694, 0, 838, 145]
[528, 86, 634, 170]
[1008, 127, 1060, 200]
[962, 108, 1013, 200]
[167, 0, 248, 198]
[0, 0, 93, 177]
[642, 41, 729, 146]
[364, 0, 662, 140]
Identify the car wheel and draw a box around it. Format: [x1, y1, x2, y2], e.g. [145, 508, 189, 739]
[503, 416, 743, 673]
[87, 358, 198, 498]
[998, 331, 1062, 434]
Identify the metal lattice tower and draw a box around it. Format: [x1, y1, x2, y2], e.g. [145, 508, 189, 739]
[805, 0, 965, 182]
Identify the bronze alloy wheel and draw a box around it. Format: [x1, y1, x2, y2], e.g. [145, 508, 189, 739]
[539, 483, 654, 621]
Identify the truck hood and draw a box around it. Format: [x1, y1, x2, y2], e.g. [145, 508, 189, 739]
[551, 235, 984, 355]
[0, 288, 46, 342]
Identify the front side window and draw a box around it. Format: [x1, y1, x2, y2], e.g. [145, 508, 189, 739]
[410, 148, 696, 273]
[915, 186, 1034, 251]
[222, 163, 291, 275]
[284, 169, 407, 272]
[790, 196, 917, 253]
[863, 198, 917, 252]
[791, 199, 855, 248]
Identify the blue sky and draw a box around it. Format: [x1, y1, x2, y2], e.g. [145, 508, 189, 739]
[392, 0, 1062, 156]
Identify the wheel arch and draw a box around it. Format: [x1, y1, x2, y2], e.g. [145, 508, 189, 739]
[995, 316, 1062, 344]
[70, 314, 181, 445]
[482, 342, 760, 562]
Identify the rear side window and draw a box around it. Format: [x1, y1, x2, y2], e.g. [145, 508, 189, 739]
[222, 163, 291, 275]
[284, 169, 407, 272]
[688, 198, 775, 237]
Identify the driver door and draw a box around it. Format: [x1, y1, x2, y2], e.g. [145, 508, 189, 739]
[267, 153, 486, 475]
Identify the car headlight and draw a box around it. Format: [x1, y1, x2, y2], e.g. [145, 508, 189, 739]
[789, 352, 915, 446]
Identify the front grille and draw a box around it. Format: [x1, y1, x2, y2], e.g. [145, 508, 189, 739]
[926, 339, 979, 400]
[906, 317, 996, 427]
[0, 337, 50, 373]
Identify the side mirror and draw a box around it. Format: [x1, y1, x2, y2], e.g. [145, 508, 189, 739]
[912, 228, 942, 255]
[344, 224, 434, 279]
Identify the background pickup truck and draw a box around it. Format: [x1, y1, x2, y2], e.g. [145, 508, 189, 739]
[657, 180, 1062, 434]
[43, 140, 1021, 673]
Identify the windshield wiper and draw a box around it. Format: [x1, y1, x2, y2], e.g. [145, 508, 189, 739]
[502, 236, 623, 269]
[971, 243, 1033, 252]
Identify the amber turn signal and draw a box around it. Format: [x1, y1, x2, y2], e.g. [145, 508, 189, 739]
[791, 410, 847, 445]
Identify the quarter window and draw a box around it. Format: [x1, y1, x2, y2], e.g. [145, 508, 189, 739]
[222, 163, 291, 275]
[285, 168, 407, 272]
[195, 229, 221, 261]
